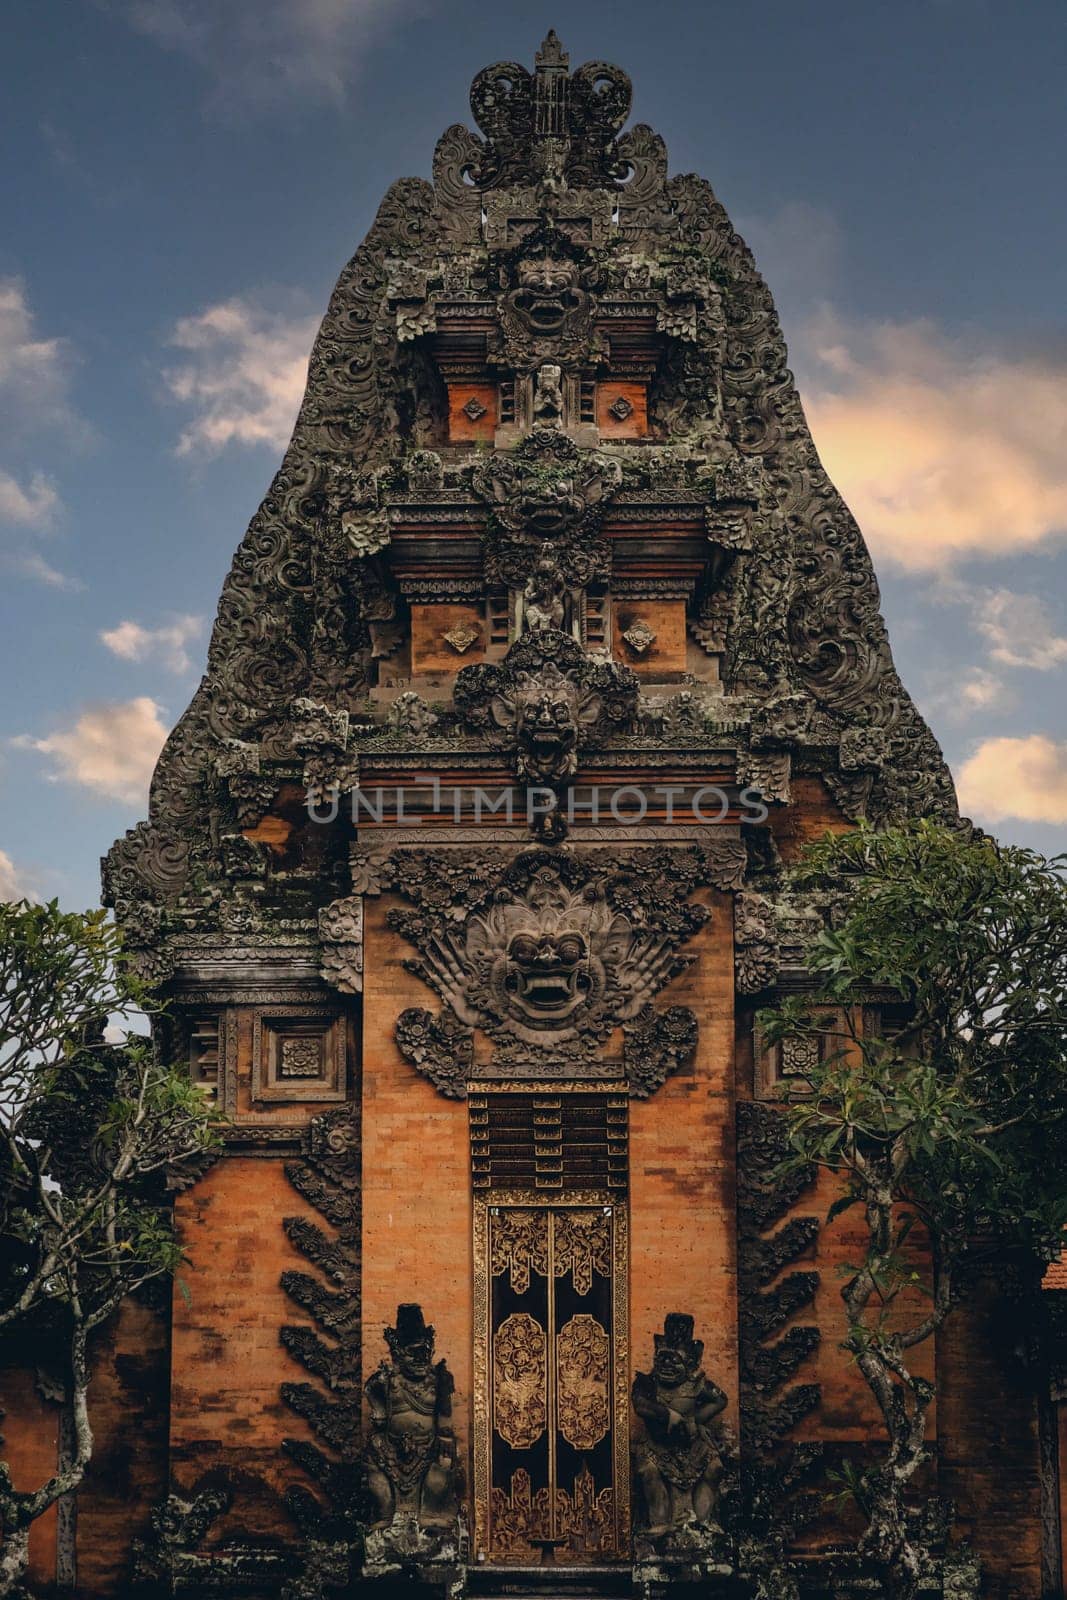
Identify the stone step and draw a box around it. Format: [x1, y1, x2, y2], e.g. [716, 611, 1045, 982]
[465, 1563, 633, 1598]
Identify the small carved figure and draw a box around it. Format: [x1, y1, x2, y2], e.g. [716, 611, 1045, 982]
[632, 1313, 727, 1537]
[364, 1304, 459, 1532]
[532, 362, 565, 425]
[522, 544, 567, 633]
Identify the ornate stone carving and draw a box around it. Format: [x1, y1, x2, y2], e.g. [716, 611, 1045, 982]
[736, 1103, 820, 1455]
[362, 844, 728, 1091]
[622, 618, 656, 655]
[386, 692, 439, 738]
[453, 628, 637, 786]
[521, 544, 568, 633]
[279, 1108, 362, 1566]
[291, 697, 359, 797]
[215, 739, 276, 826]
[318, 896, 363, 995]
[632, 1313, 728, 1538]
[466, 32, 634, 193]
[734, 892, 779, 995]
[532, 361, 565, 425]
[442, 621, 480, 654]
[739, 749, 791, 807]
[364, 1304, 460, 1535]
[394, 1006, 473, 1099]
[472, 428, 618, 590]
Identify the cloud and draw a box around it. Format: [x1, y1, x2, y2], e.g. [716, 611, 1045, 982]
[796, 311, 1067, 572]
[0, 468, 59, 527]
[163, 297, 318, 456]
[14, 697, 170, 806]
[974, 587, 1067, 671]
[956, 734, 1067, 825]
[2, 549, 81, 590]
[0, 278, 85, 586]
[101, 614, 205, 674]
[923, 665, 1013, 723]
[0, 279, 77, 439]
[113, 0, 423, 111]
[0, 849, 39, 904]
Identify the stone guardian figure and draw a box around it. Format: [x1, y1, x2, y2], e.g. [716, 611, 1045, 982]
[363, 1303, 459, 1535]
[631, 1312, 727, 1538]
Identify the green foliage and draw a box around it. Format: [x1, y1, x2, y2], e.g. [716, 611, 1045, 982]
[0, 895, 221, 1343]
[0, 896, 222, 1576]
[758, 820, 1067, 1592]
[760, 820, 1067, 1264]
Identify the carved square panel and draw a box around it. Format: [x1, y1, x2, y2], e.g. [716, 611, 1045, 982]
[756, 1013, 832, 1098]
[252, 1007, 347, 1104]
[448, 382, 497, 442]
[596, 381, 648, 438]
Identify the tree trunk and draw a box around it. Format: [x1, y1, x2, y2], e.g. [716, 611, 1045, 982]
[0, 1523, 31, 1599]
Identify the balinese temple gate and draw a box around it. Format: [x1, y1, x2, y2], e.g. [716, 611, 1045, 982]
[5, 29, 1053, 1600]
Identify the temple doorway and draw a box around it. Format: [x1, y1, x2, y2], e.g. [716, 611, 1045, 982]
[473, 1197, 630, 1565]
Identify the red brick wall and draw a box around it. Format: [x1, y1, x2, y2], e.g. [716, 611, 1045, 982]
[170, 1157, 325, 1543]
[630, 888, 738, 1420]
[0, 1369, 59, 1588]
[76, 1299, 170, 1593]
[360, 894, 473, 1493]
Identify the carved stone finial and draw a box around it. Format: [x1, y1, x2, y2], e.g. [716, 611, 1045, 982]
[536, 29, 569, 70]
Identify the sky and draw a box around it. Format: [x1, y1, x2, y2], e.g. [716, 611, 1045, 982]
[1, 0, 1065, 909]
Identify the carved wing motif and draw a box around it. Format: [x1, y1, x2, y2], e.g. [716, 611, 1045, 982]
[556, 1314, 611, 1452]
[493, 1312, 548, 1451]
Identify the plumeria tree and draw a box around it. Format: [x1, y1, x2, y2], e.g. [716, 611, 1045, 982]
[0, 900, 219, 1597]
[759, 821, 1067, 1600]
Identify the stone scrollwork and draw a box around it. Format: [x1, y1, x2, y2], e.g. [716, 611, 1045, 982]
[317, 896, 363, 995]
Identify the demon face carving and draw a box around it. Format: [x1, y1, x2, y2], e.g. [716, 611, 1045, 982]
[508, 253, 586, 336]
[466, 866, 632, 1041]
[453, 629, 638, 788]
[357, 844, 747, 1092]
[511, 661, 582, 784]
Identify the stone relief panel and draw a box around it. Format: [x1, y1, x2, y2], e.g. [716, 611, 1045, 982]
[353, 840, 745, 1096]
[251, 1006, 347, 1104]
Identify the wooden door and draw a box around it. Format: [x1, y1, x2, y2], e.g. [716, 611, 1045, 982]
[474, 1200, 629, 1564]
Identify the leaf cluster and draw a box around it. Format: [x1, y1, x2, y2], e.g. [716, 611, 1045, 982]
[759, 821, 1067, 1265]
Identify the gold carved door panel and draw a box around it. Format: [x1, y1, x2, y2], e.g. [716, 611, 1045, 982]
[474, 1200, 629, 1565]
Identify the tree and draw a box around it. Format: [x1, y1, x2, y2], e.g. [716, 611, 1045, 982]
[758, 821, 1067, 1600]
[0, 899, 219, 1597]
